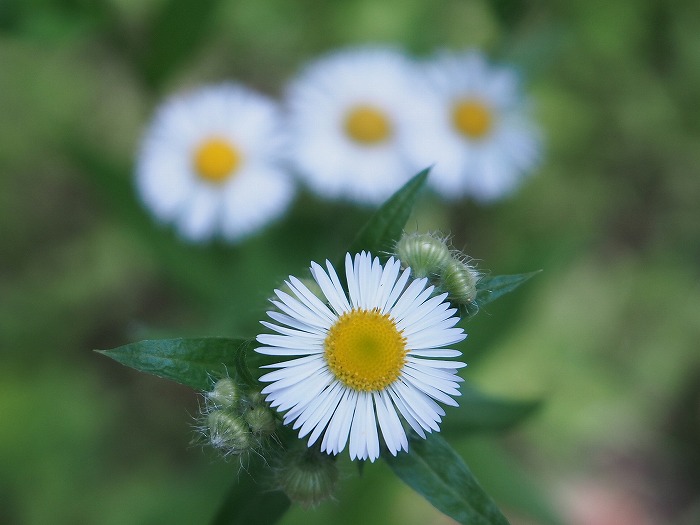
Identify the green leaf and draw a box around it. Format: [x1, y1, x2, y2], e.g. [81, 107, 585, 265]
[442, 384, 541, 434]
[345, 168, 429, 261]
[96, 337, 256, 391]
[385, 433, 510, 525]
[210, 468, 290, 525]
[140, 0, 222, 90]
[464, 271, 541, 317]
[476, 271, 541, 307]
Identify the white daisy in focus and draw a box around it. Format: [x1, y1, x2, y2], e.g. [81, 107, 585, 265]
[256, 252, 466, 462]
[136, 83, 294, 242]
[405, 50, 542, 201]
[284, 47, 432, 205]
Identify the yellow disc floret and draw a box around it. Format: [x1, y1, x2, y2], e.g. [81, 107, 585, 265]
[194, 138, 242, 183]
[344, 105, 393, 145]
[452, 99, 493, 139]
[324, 308, 407, 392]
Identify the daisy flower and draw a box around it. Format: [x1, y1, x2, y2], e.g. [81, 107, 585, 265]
[284, 47, 432, 205]
[256, 252, 466, 462]
[405, 50, 542, 201]
[136, 83, 294, 242]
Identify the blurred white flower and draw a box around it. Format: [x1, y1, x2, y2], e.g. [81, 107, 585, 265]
[256, 252, 466, 462]
[284, 47, 432, 205]
[136, 83, 294, 242]
[406, 50, 542, 201]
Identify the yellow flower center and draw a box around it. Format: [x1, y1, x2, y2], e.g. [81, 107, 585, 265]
[324, 308, 407, 392]
[452, 99, 493, 139]
[194, 138, 242, 183]
[344, 105, 392, 145]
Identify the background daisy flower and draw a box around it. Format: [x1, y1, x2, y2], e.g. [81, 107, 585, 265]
[256, 252, 466, 462]
[284, 47, 432, 205]
[136, 83, 294, 242]
[405, 50, 542, 201]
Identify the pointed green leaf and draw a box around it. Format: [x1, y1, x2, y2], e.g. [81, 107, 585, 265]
[210, 471, 290, 525]
[96, 337, 256, 391]
[140, 0, 222, 90]
[464, 271, 541, 316]
[442, 385, 541, 434]
[385, 433, 510, 525]
[476, 271, 541, 307]
[346, 168, 429, 260]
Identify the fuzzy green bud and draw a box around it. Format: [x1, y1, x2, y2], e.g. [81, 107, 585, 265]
[207, 378, 240, 410]
[244, 405, 277, 436]
[440, 258, 479, 304]
[395, 232, 452, 278]
[275, 447, 339, 508]
[207, 410, 251, 455]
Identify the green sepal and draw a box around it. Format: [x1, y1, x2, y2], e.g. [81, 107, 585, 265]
[441, 384, 541, 435]
[384, 433, 510, 525]
[96, 337, 271, 391]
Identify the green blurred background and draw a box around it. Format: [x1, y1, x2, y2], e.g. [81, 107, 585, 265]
[1, 0, 699, 523]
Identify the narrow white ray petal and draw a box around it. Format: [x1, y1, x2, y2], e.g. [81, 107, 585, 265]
[406, 356, 467, 369]
[333, 390, 358, 454]
[259, 353, 325, 369]
[374, 391, 406, 456]
[407, 348, 462, 358]
[401, 370, 461, 404]
[254, 345, 322, 356]
[297, 382, 343, 437]
[346, 253, 361, 309]
[375, 257, 401, 311]
[256, 333, 322, 350]
[325, 259, 352, 313]
[286, 275, 336, 323]
[321, 388, 353, 454]
[395, 293, 449, 328]
[401, 313, 460, 338]
[365, 392, 380, 462]
[389, 278, 429, 320]
[266, 310, 326, 335]
[310, 261, 350, 314]
[260, 320, 326, 340]
[387, 386, 426, 438]
[274, 290, 332, 329]
[407, 328, 466, 349]
[259, 359, 325, 383]
[394, 380, 442, 430]
[305, 389, 346, 449]
[382, 267, 411, 313]
[349, 392, 370, 460]
[404, 362, 464, 383]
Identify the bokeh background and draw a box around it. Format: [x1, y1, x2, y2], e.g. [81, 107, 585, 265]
[2, 0, 699, 523]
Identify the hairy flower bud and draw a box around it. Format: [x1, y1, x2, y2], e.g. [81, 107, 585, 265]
[395, 232, 452, 278]
[207, 410, 251, 455]
[207, 377, 240, 410]
[244, 405, 277, 436]
[440, 258, 480, 305]
[275, 447, 339, 508]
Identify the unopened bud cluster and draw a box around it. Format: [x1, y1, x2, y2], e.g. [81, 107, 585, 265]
[201, 377, 278, 457]
[395, 232, 480, 306]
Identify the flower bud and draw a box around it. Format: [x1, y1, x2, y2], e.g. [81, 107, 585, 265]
[207, 410, 251, 455]
[440, 258, 479, 305]
[395, 232, 452, 278]
[244, 405, 277, 436]
[207, 378, 240, 410]
[275, 447, 339, 508]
